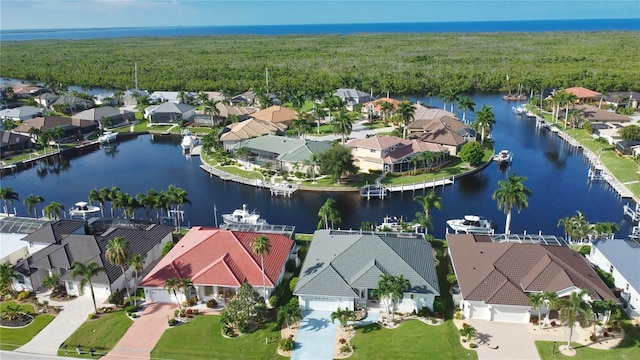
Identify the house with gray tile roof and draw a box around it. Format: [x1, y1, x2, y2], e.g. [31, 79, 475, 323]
[12, 220, 173, 299]
[72, 106, 135, 128]
[589, 238, 640, 318]
[333, 89, 373, 111]
[0, 106, 43, 121]
[447, 233, 616, 323]
[228, 135, 331, 173]
[144, 102, 195, 123]
[294, 230, 440, 313]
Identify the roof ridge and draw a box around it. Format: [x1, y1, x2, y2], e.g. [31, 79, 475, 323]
[222, 253, 246, 285]
[545, 249, 611, 299]
[190, 254, 227, 281]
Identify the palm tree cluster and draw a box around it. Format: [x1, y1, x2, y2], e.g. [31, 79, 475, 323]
[88, 185, 190, 222]
[317, 197, 341, 229]
[375, 274, 410, 322]
[0, 187, 65, 220]
[413, 190, 443, 234]
[557, 211, 620, 244]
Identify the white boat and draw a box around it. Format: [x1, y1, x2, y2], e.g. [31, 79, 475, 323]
[221, 204, 268, 225]
[69, 201, 101, 219]
[359, 183, 387, 199]
[512, 105, 526, 114]
[493, 150, 513, 164]
[375, 215, 419, 232]
[98, 131, 117, 144]
[446, 215, 493, 234]
[181, 135, 195, 150]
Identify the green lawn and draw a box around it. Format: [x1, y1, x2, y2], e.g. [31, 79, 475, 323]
[151, 315, 283, 360]
[351, 320, 477, 360]
[0, 301, 55, 351]
[536, 322, 640, 360]
[57, 310, 133, 358]
[217, 165, 266, 181]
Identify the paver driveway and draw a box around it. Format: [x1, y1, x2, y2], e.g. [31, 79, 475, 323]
[291, 310, 338, 360]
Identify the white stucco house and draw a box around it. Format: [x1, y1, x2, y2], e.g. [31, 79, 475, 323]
[589, 238, 640, 318]
[294, 230, 440, 313]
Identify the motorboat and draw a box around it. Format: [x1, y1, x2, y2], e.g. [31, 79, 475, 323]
[221, 204, 268, 225]
[375, 215, 420, 232]
[446, 215, 493, 234]
[181, 135, 196, 150]
[493, 150, 513, 164]
[512, 105, 526, 114]
[69, 201, 101, 219]
[98, 131, 117, 144]
[359, 183, 388, 199]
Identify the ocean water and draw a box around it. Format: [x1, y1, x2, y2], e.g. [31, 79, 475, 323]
[1, 18, 638, 41]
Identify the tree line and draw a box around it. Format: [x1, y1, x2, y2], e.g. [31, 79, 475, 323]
[1, 31, 638, 97]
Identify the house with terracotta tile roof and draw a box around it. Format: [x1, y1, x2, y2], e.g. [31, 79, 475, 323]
[250, 105, 297, 126]
[346, 134, 448, 173]
[560, 87, 602, 103]
[589, 238, 640, 318]
[219, 119, 287, 150]
[447, 233, 616, 323]
[294, 230, 440, 312]
[140, 227, 294, 305]
[407, 116, 476, 156]
[362, 97, 402, 119]
[13, 116, 98, 140]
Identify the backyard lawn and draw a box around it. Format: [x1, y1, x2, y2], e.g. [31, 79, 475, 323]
[58, 310, 133, 358]
[151, 315, 283, 360]
[0, 301, 55, 351]
[350, 320, 477, 360]
[536, 322, 640, 360]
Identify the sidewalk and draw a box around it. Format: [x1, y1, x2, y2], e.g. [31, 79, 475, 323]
[16, 294, 97, 356]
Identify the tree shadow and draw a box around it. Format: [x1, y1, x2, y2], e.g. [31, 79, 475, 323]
[298, 316, 330, 332]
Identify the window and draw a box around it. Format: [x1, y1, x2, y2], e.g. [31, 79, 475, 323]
[610, 265, 614, 273]
[204, 286, 214, 296]
[16, 275, 25, 284]
[67, 281, 74, 291]
[29, 241, 34, 248]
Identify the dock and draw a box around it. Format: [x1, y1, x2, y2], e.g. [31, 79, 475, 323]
[386, 177, 454, 192]
[269, 182, 298, 197]
[623, 202, 640, 222]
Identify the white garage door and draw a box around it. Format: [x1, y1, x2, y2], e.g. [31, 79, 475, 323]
[146, 288, 174, 303]
[491, 306, 528, 323]
[306, 298, 339, 311]
[470, 304, 490, 320]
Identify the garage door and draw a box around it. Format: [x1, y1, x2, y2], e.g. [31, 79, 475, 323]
[470, 304, 490, 320]
[491, 306, 528, 323]
[146, 288, 174, 303]
[306, 298, 339, 311]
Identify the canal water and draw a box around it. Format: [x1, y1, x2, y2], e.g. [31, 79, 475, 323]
[1, 94, 632, 236]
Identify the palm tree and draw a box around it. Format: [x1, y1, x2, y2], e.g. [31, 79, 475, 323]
[471, 105, 496, 143]
[136, 189, 159, 221]
[23, 194, 44, 219]
[528, 293, 545, 329]
[164, 277, 182, 311]
[317, 197, 338, 230]
[0, 186, 19, 216]
[598, 299, 619, 333]
[558, 289, 592, 349]
[551, 90, 568, 124]
[180, 277, 194, 305]
[331, 307, 356, 331]
[457, 95, 475, 124]
[563, 92, 578, 129]
[278, 302, 302, 330]
[291, 111, 312, 139]
[331, 109, 354, 144]
[71, 261, 106, 314]
[388, 275, 410, 322]
[43, 201, 65, 220]
[166, 185, 190, 231]
[557, 216, 575, 243]
[396, 100, 415, 139]
[492, 173, 532, 234]
[413, 191, 443, 234]
[0, 263, 17, 295]
[571, 211, 596, 243]
[542, 291, 559, 327]
[379, 101, 394, 123]
[105, 236, 132, 303]
[459, 323, 477, 341]
[589, 300, 605, 337]
[251, 235, 271, 301]
[41, 273, 61, 292]
[50, 126, 64, 150]
[203, 98, 221, 126]
[129, 254, 144, 292]
[88, 188, 105, 217]
[593, 222, 619, 240]
[107, 186, 121, 218]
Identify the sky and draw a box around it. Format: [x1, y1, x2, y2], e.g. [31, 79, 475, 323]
[0, 0, 638, 31]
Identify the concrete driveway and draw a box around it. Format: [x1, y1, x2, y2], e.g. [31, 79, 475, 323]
[464, 319, 565, 360]
[291, 310, 338, 360]
[16, 294, 98, 356]
[102, 303, 176, 360]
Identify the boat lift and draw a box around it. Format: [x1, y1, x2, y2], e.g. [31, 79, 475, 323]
[623, 202, 640, 222]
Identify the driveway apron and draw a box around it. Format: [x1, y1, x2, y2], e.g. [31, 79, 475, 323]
[16, 295, 96, 356]
[102, 303, 176, 360]
[292, 311, 338, 360]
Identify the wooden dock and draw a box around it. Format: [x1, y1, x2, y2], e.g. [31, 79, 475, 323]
[386, 177, 454, 192]
[269, 182, 298, 197]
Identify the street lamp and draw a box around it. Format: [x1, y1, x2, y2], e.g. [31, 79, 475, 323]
[552, 341, 557, 354]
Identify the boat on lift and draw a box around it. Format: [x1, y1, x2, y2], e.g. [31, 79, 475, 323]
[68, 201, 101, 219]
[493, 150, 513, 165]
[446, 215, 493, 234]
[221, 204, 269, 225]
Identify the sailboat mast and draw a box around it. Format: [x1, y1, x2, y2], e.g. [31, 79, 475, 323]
[506, 74, 511, 95]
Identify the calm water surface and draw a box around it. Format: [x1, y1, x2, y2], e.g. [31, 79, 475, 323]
[1, 94, 631, 236]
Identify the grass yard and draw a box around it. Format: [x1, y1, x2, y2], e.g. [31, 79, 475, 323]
[151, 315, 283, 360]
[58, 310, 133, 358]
[536, 322, 640, 360]
[0, 301, 55, 351]
[217, 165, 266, 181]
[350, 320, 477, 360]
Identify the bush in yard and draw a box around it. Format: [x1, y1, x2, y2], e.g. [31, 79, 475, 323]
[433, 298, 446, 316]
[459, 141, 484, 165]
[269, 295, 278, 307]
[162, 242, 174, 256]
[206, 298, 218, 308]
[17, 291, 32, 301]
[289, 277, 298, 292]
[108, 291, 124, 306]
[87, 313, 95, 320]
[340, 344, 352, 353]
[417, 307, 433, 317]
[279, 337, 294, 351]
[124, 305, 139, 313]
[469, 343, 477, 349]
[168, 318, 177, 326]
[219, 281, 267, 334]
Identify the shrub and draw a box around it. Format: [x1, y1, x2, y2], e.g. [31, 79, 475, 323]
[222, 325, 235, 337]
[432, 299, 446, 315]
[131, 313, 137, 319]
[340, 344, 351, 353]
[339, 338, 346, 344]
[417, 307, 433, 317]
[168, 318, 177, 326]
[289, 277, 298, 292]
[17, 291, 32, 301]
[174, 309, 180, 318]
[206, 298, 218, 308]
[469, 343, 477, 349]
[124, 305, 139, 313]
[87, 313, 95, 320]
[590, 333, 597, 342]
[279, 337, 295, 351]
[108, 291, 124, 306]
[269, 295, 278, 308]
[285, 260, 297, 272]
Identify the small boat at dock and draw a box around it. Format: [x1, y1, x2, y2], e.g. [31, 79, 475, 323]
[69, 201, 101, 219]
[98, 131, 117, 144]
[446, 215, 493, 234]
[181, 135, 199, 151]
[221, 204, 269, 225]
[375, 215, 419, 232]
[493, 150, 513, 164]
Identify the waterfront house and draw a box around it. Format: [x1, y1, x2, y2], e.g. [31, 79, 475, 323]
[231, 90, 257, 106]
[219, 119, 287, 150]
[447, 233, 616, 323]
[249, 105, 297, 127]
[72, 106, 135, 128]
[588, 238, 640, 318]
[0, 106, 44, 121]
[362, 97, 401, 119]
[148, 91, 196, 104]
[227, 135, 331, 172]
[14, 116, 97, 140]
[122, 89, 149, 106]
[616, 140, 640, 156]
[561, 87, 602, 104]
[12, 219, 173, 299]
[51, 96, 95, 114]
[215, 103, 256, 122]
[34, 93, 61, 109]
[346, 134, 449, 174]
[407, 116, 475, 156]
[140, 227, 294, 305]
[0, 131, 33, 154]
[574, 104, 631, 123]
[294, 230, 440, 313]
[412, 105, 458, 122]
[11, 85, 46, 99]
[333, 88, 373, 111]
[144, 102, 195, 124]
[601, 91, 640, 110]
